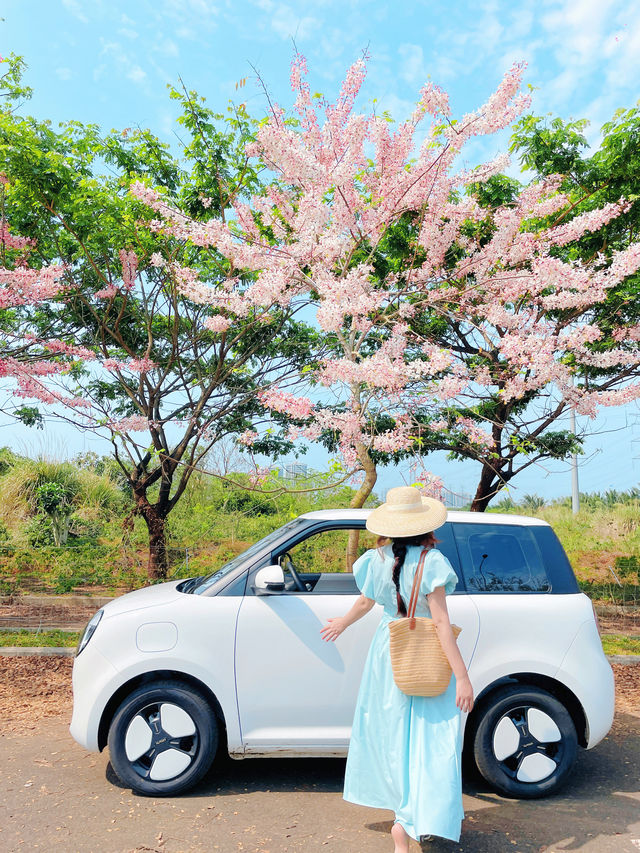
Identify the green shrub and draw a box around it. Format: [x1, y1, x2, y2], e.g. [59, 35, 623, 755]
[24, 515, 55, 547]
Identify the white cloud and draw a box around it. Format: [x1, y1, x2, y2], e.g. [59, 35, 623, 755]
[398, 44, 426, 85]
[541, 0, 616, 67]
[127, 66, 147, 84]
[156, 37, 180, 59]
[99, 40, 149, 89]
[318, 30, 349, 62]
[118, 27, 139, 40]
[62, 0, 89, 24]
[55, 67, 73, 81]
[255, 0, 319, 41]
[272, 7, 319, 41]
[428, 55, 466, 84]
[159, 0, 220, 26]
[509, 3, 535, 39]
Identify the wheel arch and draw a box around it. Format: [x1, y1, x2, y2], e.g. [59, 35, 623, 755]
[97, 669, 227, 752]
[464, 672, 588, 753]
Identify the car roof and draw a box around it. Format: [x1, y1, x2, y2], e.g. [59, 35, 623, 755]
[299, 508, 549, 526]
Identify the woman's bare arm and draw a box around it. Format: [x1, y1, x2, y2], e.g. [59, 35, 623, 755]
[427, 585, 474, 713]
[320, 594, 375, 642]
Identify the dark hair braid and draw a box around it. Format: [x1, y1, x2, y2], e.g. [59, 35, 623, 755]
[391, 532, 438, 616]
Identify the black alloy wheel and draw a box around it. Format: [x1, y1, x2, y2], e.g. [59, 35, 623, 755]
[472, 684, 578, 798]
[108, 680, 218, 796]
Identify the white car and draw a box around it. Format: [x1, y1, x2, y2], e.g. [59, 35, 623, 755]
[70, 509, 614, 799]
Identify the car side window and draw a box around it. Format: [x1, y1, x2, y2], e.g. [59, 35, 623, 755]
[453, 523, 550, 593]
[286, 528, 380, 574]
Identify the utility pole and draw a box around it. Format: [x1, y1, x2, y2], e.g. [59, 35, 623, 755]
[570, 379, 580, 514]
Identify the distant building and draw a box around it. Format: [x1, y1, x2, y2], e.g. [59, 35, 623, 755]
[442, 487, 473, 509]
[277, 463, 309, 480]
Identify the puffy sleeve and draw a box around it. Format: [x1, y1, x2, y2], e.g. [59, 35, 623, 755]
[353, 549, 378, 600]
[421, 549, 458, 596]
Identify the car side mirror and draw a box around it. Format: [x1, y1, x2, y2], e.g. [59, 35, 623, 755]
[253, 565, 286, 595]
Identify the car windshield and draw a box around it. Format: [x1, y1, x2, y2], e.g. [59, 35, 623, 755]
[189, 518, 308, 595]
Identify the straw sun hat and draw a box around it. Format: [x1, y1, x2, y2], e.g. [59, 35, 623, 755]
[365, 486, 448, 538]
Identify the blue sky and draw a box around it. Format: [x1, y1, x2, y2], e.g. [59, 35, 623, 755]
[2, 0, 640, 502]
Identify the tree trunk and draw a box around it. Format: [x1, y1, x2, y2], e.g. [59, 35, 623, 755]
[145, 511, 168, 580]
[346, 443, 378, 570]
[470, 460, 508, 512]
[134, 491, 169, 580]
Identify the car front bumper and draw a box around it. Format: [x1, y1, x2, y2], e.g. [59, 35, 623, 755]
[69, 642, 119, 751]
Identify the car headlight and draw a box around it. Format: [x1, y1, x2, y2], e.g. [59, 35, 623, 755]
[76, 610, 103, 656]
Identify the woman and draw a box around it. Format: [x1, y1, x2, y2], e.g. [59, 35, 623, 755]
[320, 486, 474, 852]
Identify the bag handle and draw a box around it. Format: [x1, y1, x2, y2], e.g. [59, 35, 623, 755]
[406, 547, 430, 629]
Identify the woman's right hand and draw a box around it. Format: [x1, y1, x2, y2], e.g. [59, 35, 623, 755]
[320, 617, 348, 642]
[456, 675, 474, 713]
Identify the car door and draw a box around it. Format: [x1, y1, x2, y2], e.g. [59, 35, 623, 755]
[234, 526, 379, 754]
[234, 522, 480, 755]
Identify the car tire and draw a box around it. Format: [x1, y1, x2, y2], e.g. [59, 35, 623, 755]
[107, 680, 218, 796]
[472, 684, 578, 799]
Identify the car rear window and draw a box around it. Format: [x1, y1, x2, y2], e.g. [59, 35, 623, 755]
[453, 523, 551, 593]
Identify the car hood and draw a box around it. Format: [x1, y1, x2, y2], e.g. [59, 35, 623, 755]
[101, 580, 182, 619]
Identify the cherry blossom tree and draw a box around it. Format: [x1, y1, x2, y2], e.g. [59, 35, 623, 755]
[403, 171, 640, 509]
[133, 53, 640, 519]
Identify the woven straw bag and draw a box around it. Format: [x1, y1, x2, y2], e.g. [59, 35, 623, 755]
[389, 547, 462, 697]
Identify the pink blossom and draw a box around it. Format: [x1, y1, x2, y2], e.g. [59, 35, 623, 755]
[414, 472, 444, 501]
[0, 264, 66, 309]
[95, 285, 118, 299]
[238, 430, 258, 446]
[259, 388, 314, 419]
[0, 219, 36, 250]
[127, 357, 157, 373]
[204, 315, 232, 333]
[43, 340, 95, 360]
[109, 415, 150, 433]
[120, 249, 138, 290]
[249, 466, 272, 487]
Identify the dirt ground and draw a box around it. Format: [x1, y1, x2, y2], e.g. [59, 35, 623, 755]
[0, 657, 639, 853]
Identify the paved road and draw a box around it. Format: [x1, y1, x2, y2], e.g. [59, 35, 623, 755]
[1, 713, 639, 853]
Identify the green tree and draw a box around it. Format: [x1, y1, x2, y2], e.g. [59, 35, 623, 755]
[0, 60, 315, 578]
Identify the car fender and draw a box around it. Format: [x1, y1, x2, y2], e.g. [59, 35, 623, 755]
[93, 655, 240, 752]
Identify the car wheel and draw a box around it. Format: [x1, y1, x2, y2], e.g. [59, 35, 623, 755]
[472, 684, 578, 798]
[107, 680, 218, 796]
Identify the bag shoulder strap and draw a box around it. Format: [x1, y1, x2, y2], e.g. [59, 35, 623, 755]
[406, 547, 430, 628]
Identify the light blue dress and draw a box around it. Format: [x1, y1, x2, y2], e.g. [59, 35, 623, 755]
[343, 544, 463, 842]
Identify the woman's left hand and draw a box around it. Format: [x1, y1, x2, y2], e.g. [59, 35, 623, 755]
[320, 617, 347, 642]
[455, 675, 475, 714]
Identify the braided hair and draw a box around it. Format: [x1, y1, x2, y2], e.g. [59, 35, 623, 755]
[391, 532, 437, 616]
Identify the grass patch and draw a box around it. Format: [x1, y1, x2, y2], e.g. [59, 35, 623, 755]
[601, 634, 640, 656]
[0, 629, 80, 647]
